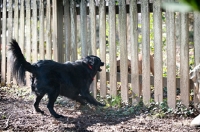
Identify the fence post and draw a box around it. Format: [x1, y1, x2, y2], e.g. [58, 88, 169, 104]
[39, 0, 45, 60]
[32, 0, 38, 62]
[70, 0, 77, 61]
[80, 0, 87, 57]
[99, 0, 107, 98]
[180, 12, 189, 107]
[46, 0, 52, 60]
[109, 0, 117, 97]
[130, 0, 140, 104]
[64, 0, 71, 61]
[1, 0, 6, 85]
[119, 0, 128, 103]
[153, 0, 163, 103]
[14, 0, 19, 41]
[166, 0, 176, 108]
[53, 0, 63, 62]
[19, 0, 25, 54]
[89, 0, 98, 98]
[7, 0, 13, 84]
[141, 0, 151, 104]
[194, 12, 200, 104]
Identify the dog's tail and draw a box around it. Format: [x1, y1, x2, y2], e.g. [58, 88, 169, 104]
[9, 39, 35, 85]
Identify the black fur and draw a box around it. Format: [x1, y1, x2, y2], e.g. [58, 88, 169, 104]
[9, 39, 105, 118]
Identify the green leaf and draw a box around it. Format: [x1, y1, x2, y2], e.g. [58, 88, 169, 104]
[162, 2, 192, 12]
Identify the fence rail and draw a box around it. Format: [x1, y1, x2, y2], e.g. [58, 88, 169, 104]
[0, 0, 199, 108]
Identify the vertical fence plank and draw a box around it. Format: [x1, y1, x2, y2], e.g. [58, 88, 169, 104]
[194, 12, 200, 103]
[39, 0, 44, 60]
[130, 0, 140, 104]
[26, 0, 31, 62]
[80, 0, 87, 57]
[32, 0, 38, 62]
[1, 0, 6, 84]
[109, 0, 117, 97]
[13, 0, 19, 84]
[153, 0, 163, 102]
[70, 0, 77, 61]
[14, 0, 19, 41]
[25, 0, 31, 85]
[89, 0, 98, 97]
[166, 0, 176, 108]
[180, 12, 189, 106]
[7, 0, 13, 84]
[141, 0, 151, 104]
[119, 0, 128, 103]
[53, 0, 63, 62]
[64, 0, 71, 61]
[99, 0, 106, 98]
[19, 0, 25, 54]
[46, 0, 52, 60]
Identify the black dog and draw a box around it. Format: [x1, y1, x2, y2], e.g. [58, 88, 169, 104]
[9, 39, 105, 118]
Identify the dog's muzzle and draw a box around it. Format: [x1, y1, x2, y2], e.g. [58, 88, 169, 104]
[98, 62, 104, 71]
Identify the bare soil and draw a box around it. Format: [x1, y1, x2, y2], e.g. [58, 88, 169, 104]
[0, 86, 199, 132]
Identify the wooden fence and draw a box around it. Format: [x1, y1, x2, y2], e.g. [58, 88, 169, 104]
[0, 0, 199, 108]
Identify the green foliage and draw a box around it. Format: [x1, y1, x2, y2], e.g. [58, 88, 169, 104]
[181, 0, 200, 11]
[104, 95, 122, 108]
[162, 0, 200, 12]
[97, 95, 199, 118]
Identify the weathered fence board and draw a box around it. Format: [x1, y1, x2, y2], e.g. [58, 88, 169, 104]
[166, 0, 176, 108]
[180, 12, 189, 106]
[141, 0, 151, 104]
[64, 0, 71, 61]
[194, 12, 200, 103]
[80, 0, 87, 57]
[99, 0, 107, 98]
[70, 0, 77, 61]
[52, 0, 63, 62]
[6, 0, 13, 84]
[46, 0, 52, 60]
[26, 0, 31, 63]
[32, 0, 38, 62]
[25, 0, 31, 85]
[14, 0, 19, 41]
[89, 0, 98, 98]
[19, 0, 25, 54]
[119, 0, 128, 103]
[153, 0, 163, 103]
[1, 0, 7, 84]
[130, 0, 140, 104]
[109, 0, 117, 97]
[39, 0, 45, 60]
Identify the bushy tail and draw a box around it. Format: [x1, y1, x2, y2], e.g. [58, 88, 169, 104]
[9, 39, 34, 85]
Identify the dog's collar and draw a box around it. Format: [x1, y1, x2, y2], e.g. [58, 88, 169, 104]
[88, 64, 92, 70]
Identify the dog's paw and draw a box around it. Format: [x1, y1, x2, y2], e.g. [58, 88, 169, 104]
[35, 108, 45, 114]
[98, 103, 106, 107]
[54, 114, 65, 118]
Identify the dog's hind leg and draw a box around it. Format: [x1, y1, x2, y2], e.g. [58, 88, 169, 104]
[34, 93, 45, 114]
[47, 90, 63, 118]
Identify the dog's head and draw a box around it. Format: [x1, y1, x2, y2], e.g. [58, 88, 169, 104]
[83, 55, 104, 72]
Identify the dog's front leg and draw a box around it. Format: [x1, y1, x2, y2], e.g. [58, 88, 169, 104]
[72, 95, 87, 105]
[81, 89, 105, 106]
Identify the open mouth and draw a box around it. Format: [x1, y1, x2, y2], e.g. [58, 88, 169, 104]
[98, 62, 104, 71]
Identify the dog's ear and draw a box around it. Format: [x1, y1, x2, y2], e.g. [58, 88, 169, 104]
[83, 56, 94, 65]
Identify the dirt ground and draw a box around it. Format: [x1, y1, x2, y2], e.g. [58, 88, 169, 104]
[0, 86, 199, 132]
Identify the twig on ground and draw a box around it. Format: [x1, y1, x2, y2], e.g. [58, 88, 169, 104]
[4, 114, 12, 129]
